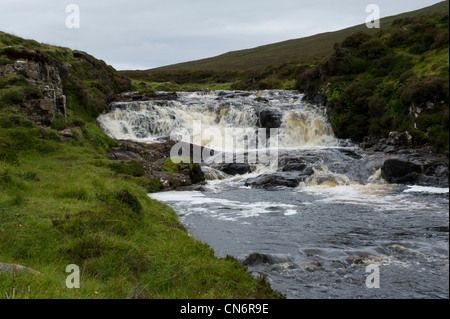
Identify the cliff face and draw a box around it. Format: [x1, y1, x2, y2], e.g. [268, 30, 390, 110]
[0, 32, 132, 125]
[0, 57, 66, 125]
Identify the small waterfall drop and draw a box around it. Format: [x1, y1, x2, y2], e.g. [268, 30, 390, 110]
[97, 90, 339, 150]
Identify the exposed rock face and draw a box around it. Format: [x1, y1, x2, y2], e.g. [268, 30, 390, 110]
[108, 140, 206, 191]
[115, 91, 177, 102]
[0, 59, 66, 124]
[361, 132, 449, 187]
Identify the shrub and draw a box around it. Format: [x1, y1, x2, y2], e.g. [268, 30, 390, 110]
[342, 32, 374, 49]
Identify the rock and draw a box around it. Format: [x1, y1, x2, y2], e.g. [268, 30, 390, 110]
[386, 131, 412, 147]
[217, 163, 252, 175]
[245, 172, 304, 189]
[107, 140, 206, 191]
[381, 158, 422, 184]
[0, 58, 66, 124]
[282, 163, 307, 172]
[258, 109, 283, 129]
[57, 128, 74, 139]
[242, 253, 291, 266]
[0, 262, 40, 275]
[242, 253, 272, 266]
[116, 91, 177, 102]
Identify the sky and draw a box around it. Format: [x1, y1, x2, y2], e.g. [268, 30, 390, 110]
[0, 0, 444, 70]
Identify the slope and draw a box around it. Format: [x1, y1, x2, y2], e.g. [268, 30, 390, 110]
[147, 1, 448, 71]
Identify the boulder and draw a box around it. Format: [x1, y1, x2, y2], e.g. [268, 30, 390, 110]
[242, 253, 291, 266]
[381, 159, 422, 184]
[258, 109, 283, 129]
[217, 163, 252, 175]
[245, 172, 305, 189]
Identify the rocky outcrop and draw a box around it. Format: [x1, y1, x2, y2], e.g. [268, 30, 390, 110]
[380, 156, 449, 186]
[115, 91, 177, 102]
[361, 132, 449, 187]
[0, 59, 66, 124]
[108, 140, 206, 191]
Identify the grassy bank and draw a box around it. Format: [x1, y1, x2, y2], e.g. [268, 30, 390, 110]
[0, 109, 283, 299]
[0, 32, 283, 299]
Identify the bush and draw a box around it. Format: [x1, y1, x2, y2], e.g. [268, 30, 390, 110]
[400, 78, 446, 107]
[342, 32, 374, 49]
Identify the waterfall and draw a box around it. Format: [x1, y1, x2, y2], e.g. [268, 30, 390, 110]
[97, 90, 338, 150]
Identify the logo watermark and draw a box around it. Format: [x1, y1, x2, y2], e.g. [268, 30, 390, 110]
[65, 4, 80, 29]
[365, 264, 380, 289]
[169, 121, 279, 167]
[65, 264, 80, 289]
[366, 4, 380, 29]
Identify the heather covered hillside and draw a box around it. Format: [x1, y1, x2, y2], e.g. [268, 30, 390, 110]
[296, 11, 449, 152]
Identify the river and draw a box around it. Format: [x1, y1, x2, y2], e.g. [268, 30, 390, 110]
[98, 90, 449, 299]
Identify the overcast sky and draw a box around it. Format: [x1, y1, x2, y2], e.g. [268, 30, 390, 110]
[0, 0, 444, 70]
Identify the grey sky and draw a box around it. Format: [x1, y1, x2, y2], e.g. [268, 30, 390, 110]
[0, 0, 444, 70]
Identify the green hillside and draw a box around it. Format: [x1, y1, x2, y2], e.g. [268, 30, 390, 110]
[0, 32, 283, 299]
[146, 1, 449, 71]
[296, 10, 449, 151]
[121, 1, 449, 92]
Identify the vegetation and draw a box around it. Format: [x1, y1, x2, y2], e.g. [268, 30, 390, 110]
[139, 1, 448, 72]
[121, 3, 449, 153]
[295, 11, 449, 152]
[0, 32, 284, 299]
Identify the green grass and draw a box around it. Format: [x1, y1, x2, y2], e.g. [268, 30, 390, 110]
[0, 30, 283, 299]
[0, 116, 284, 299]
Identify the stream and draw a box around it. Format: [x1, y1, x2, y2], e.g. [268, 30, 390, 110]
[98, 90, 449, 299]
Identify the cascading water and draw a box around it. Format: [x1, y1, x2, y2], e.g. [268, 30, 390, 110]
[98, 90, 449, 299]
[97, 90, 339, 151]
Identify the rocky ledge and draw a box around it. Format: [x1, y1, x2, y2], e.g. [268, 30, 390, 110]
[361, 131, 449, 187]
[115, 91, 177, 102]
[107, 139, 206, 192]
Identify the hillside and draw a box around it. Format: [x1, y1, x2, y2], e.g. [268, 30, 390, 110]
[296, 10, 449, 152]
[0, 32, 283, 299]
[120, 1, 449, 92]
[138, 1, 449, 72]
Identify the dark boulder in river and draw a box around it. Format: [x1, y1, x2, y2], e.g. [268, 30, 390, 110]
[381, 159, 422, 184]
[244, 171, 312, 189]
[217, 163, 252, 175]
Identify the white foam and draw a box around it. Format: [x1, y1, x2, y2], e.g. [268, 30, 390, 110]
[284, 210, 298, 216]
[404, 186, 449, 194]
[297, 184, 445, 213]
[149, 191, 297, 221]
